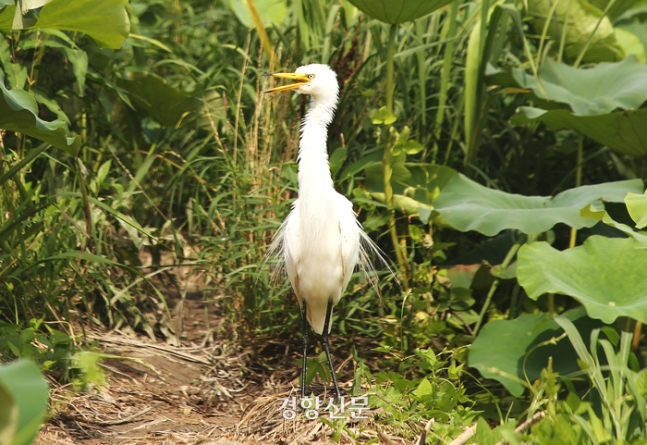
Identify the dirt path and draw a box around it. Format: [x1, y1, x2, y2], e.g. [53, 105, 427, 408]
[33, 287, 393, 445]
[31, 236, 420, 445]
[35, 290, 260, 444]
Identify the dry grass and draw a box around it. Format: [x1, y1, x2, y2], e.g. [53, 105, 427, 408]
[33, 290, 439, 445]
[32, 260, 445, 445]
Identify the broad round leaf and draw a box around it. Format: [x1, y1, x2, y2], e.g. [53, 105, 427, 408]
[228, 0, 287, 29]
[7, 0, 130, 49]
[470, 307, 603, 396]
[588, 0, 641, 21]
[618, 21, 647, 58]
[512, 106, 647, 158]
[615, 27, 647, 64]
[517, 236, 647, 324]
[0, 5, 12, 29]
[529, 0, 624, 63]
[0, 69, 81, 155]
[347, 0, 454, 24]
[581, 203, 647, 248]
[626, 192, 647, 229]
[0, 379, 18, 445]
[117, 72, 224, 129]
[433, 174, 643, 236]
[370, 192, 434, 222]
[512, 57, 647, 115]
[366, 163, 457, 223]
[0, 360, 49, 445]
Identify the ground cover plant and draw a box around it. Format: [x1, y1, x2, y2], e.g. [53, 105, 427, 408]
[1, 0, 647, 443]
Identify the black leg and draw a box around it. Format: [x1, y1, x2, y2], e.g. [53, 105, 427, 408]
[321, 299, 341, 400]
[301, 300, 308, 398]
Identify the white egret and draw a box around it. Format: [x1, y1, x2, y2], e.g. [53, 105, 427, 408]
[264, 64, 382, 400]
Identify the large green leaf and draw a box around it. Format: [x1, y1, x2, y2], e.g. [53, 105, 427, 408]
[0, 69, 81, 156]
[0, 360, 49, 445]
[517, 236, 647, 324]
[8, 0, 129, 49]
[581, 202, 647, 248]
[369, 192, 434, 221]
[470, 307, 603, 396]
[0, 379, 18, 445]
[507, 57, 647, 157]
[615, 27, 647, 63]
[529, 0, 624, 63]
[228, 0, 286, 28]
[365, 162, 457, 223]
[512, 106, 647, 157]
[511, 57, 647, 115]
[618, 20, 647, 58]
[588, 0, 643, 21]
[117, 72, 223, 129]
[433, 174, 643, 236]
[346, 0, 454, 24]
[626, 191, 647, 229]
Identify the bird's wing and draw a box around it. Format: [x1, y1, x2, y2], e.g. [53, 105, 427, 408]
[265, 200, 299, 291]
[267, 199, 301, 304]
[357, 226, 390, 294]
[336, 193, 361, 294]
[336, 192, 395, 298]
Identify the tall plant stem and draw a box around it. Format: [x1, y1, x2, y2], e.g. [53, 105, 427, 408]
[386, 24, 396, 113]
[559, 134, 585, 314]
[246, 0, 280, 67]
[416, 19, 427, 139]
[632, 321, 642, 351]
[383, 23, 409, 290]
[568, 134, 584, 249]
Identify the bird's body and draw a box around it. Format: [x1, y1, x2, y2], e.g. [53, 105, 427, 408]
[282, 188, 360, 334]
[265, 64, 379, 399]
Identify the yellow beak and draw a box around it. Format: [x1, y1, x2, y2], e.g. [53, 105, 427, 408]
[263, 72, 310, 93]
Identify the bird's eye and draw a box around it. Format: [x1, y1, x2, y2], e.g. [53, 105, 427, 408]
[308, 74, 315, 80]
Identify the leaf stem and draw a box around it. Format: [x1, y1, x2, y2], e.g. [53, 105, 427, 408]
[568, 134, 584, 249]
[474, 234, 525, 336]
[432, 0, 458, 164]
[383, 23, 409, 290]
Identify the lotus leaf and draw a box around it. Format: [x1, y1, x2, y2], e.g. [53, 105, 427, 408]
[0, 360, 48, 445]
[433, 174, 643, 236]
[366, 162, 457, 223]
[512, 57, 647, 116]
[228, 0, 286, 29]
[580, 202, 647, 248]
[626, 191, 647, 229]
[117, 72, 223, 129]
[7, 0, 129, 49]
[588, 0, 641, 21]
[347, 0, 454, 24]
[470, 307, 603, 396]
[517, 236, 647, 324]
[0, 381, 17, 445]
[512, 106, 647, 157]
[529, 0, 624, 63]
[0, 69, 81, 155]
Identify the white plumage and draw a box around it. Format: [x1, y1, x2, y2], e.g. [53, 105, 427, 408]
[265, 64, 381, 399]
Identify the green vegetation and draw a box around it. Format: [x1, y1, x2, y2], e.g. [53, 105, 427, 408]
[0, 359, 49, 445]
[1, 0, 647, 443]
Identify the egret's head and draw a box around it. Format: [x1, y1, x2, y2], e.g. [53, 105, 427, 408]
[263, 64, 339, 103]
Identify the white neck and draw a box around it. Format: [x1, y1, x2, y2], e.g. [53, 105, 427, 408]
[297, 95, 337, 196]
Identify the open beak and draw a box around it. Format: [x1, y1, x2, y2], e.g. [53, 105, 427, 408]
[263, 72, 310, 93]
